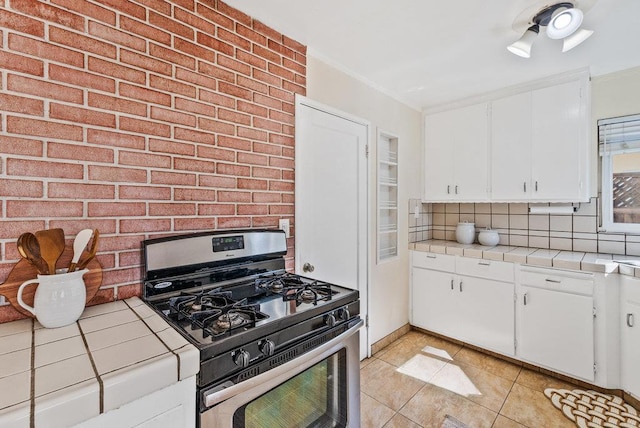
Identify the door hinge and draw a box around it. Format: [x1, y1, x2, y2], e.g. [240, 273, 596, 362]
[593, 307, 597, 318]
[594, 363, 597, 374]
[514, 338, 517, 350]
[514, 293, 517, 302]
[366, 314, 369, 328]
[365, 145, 369, 158]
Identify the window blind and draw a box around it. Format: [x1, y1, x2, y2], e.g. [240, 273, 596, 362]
[599, 114, 640, 155]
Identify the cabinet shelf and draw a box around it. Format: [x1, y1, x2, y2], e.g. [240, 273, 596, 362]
[377, 131, 398, 262]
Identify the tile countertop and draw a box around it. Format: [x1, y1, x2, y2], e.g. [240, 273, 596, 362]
[0, 297, 199, 427]
[410, 239, 640, 276]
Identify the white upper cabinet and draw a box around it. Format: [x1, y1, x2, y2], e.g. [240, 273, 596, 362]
[424, 103, 489, 201]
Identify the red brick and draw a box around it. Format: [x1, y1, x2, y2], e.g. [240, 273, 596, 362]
[48, 142, 114, 163]
[87, 129, 145, 150]
[48, 182, 114, 199]
[118, 251, 142, 268]
[93, 0, 145, 19]
[174, 127, 215, 145]
[217, 190, 251, 202]
[197, 145, 235, 162]
[175, 68, 216, 91]
[50, 218, 116, 234]
[253, 44, 280, 64]
[283, 80, 305, 96]
[7, 116, 83, 141]
[9, 34, 84, 68]
[267, 63, 295, 82]
[252, 142, 281, 156]
[198, 175, 236, 188]
[0, 220, 46, 239]
[238, 204, 268, 215]
[0, 179, 42, 197]
[51, 27, 116, 59]
[268, 86, 294, 103]
[11, 0, 84, 30]
[150, 10, 193, 40]
[6, 158, 82, 179]
[295, 51, 306, 65]
[149, 203, 196, 216]
[150, 43, 196, 69]
[199, 89, 235, 108]
[252, 216, 280, 228]
[218, 81, 251, 100]
[269, 133, 294, 146]
[192, 33, 231, 57]
[120, 117, 171, 138]
[120, 49, 171, 75]
[253, 68, 281, 87]
[270, 157, 294, 169]
[217, 2, 251, 26]
[174, 188, 216, 201]
[253, 117, 282, 133]
[198, 204, 234, 215]
[219, 27, 250, 50]
[253, 20, 282, 43]
[282, 101, 295, 115]
[237, 126, 267, 142]
[8, 74, 82, 104]
[236, 24, 266, 46]
[295, 73, 306, 86]
[252, 192, 281, 203]
[88, 57, 145, 84]
[282, 124, 295, 136]
[175, 97, 215, 116]
[236, 49, 266, 70]
[49, 64, 115, 92]
[216, 163, 250, 177]
[137, 0, 171, 15]
[268, 39, 295, 60]
[252, 166, 280, 179]
[149, 75, 196, 98]
[237, 100, 267, 118]
[0, 93, 43, 116]
[88, 165, 147, 183]
[253, 93, 282, 109]
[99, 267, 139, 286]
[237, 75, 268, 94]
[174, 8, 215, 34]
[149, 138, 195, 156]
[151, 106, 196, 127]
[237, 178, 267, 190]
[196, 2, 233, 30]
[198, 61, 235, 83]
[51, 0, 116, 25]
[237, 152, 267, 166]
[282, 169, 294, 181]
[270, 180, 294, 192]
[283, 57, 306, 76]
[6, 200, 83, 218]
[282, 193, 295, 204]
[282, 146, 295, 158]
[119, 83, 171, 106]
[269, 109, 294, 125]
[283, 35, 306, 55]
[0, 9, 44, 37]
[119, 185, 171, 200]
[150, 170, 196, 186]
[0, 51, 43, 77]
[172, 0, 194, 11]
[119, 151, 171, 168]
[175, 217, 215, 231]
[174, 37, 214, 62]
[120, 218, 171, 233]
[173, 157, 214, 173]
[0, 136, 43, 156]
[89, 21, 146, 52]
[217, 216, 251, 229]
[50, 103, 116, 128]
[218, 108, 250, 126]
[88, 92, 147, 117]
[198, 117, 235, 135]
[269, 204, 294, 215]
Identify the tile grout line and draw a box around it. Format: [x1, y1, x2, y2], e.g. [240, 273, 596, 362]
[29, 318, 35, 428]
[78, 321, 104, 414]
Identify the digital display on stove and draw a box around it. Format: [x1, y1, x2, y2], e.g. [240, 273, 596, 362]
[212, 235, 244, 252]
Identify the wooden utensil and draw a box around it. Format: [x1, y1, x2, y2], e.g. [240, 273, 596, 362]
[68, 229, 94, 273]
[76, 229, 100, 271]
[0, 246, 103, 318]
[17, 233, 48, 275]
[34, 228, 65, 275]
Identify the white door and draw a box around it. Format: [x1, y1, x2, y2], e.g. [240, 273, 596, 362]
[295, 96, 369, 360]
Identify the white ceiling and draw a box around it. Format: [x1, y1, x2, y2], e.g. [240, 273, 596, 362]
[221, 0, 640, 110]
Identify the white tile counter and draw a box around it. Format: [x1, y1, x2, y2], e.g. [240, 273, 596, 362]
[0, 297, 199, 427]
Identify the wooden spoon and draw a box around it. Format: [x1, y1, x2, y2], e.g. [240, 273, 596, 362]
[68, 229, 94, 273]
[17, 233, 48, 275]
[34, 228, 65, 275]
[76, 229, 100, 271]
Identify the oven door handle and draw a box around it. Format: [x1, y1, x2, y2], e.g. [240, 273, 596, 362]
[203, 319, 363, 408]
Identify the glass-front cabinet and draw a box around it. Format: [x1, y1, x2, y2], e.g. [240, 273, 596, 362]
[377, 131, 398, 262]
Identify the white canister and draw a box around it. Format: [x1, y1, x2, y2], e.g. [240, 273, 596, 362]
[478, 228, 500, 247]
[455, 222, 475, 244]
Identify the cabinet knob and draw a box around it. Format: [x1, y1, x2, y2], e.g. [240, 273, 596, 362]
[303, 262, 315, 273]
[628, 313, 635, 328]
[535, 181, 539, 192]
[459, 281, 463, 292]
[455, 185, 458, 194]
[447, 185, 451, 194]
[523, 293, 529, 306]
[523, 182, 527, 192]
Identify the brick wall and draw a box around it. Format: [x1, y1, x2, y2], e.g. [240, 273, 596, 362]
[0, 0, 306, 322]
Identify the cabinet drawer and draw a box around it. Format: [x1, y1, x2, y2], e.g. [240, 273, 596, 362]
[412, 252, 455, 272]
[520, 267, 593, 296]
[456, 257, 514, 282]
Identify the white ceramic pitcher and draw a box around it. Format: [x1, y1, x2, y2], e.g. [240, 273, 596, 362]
[17, 269, 88, 328]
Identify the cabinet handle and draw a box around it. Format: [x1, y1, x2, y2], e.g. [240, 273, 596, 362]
[450, 279, 454, 290]
[545, 278, 561, 284]
[523, 182, 527, 192]
[478, 261, 491, 266]
[628, 313, 635, 327]
[523, 293, 528, 305]
[426, 255, 437, 259]
[455, 185, 458, 194]
[447, 185, 450, 194]
[459, 281, 463, 292]
[535, 181, 538, 192]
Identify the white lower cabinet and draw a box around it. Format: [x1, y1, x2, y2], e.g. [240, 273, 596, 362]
[516, 267, 595, 381]
[621, 276, 640, 399]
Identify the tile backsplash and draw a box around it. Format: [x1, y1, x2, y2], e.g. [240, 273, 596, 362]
[408, 197, 640, 256]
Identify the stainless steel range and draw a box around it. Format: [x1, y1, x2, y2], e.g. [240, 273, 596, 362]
[142, 229, 362, 427]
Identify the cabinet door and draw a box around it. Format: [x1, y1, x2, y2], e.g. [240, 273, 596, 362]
[518, 286, 594, 381]
[424, 110, 455, 200]
[457, 276, 515, 356]
[621, 278, 640, 398]
[491, 91, 532, 200]
[454, 103, 489, 200]
[531, 80, 585, 201]
[412, 268, 456, 337]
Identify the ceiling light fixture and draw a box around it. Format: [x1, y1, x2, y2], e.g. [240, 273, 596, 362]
[507, 1, 595, 58]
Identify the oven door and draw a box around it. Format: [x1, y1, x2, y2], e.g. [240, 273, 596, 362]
[200, 320, 362, 428]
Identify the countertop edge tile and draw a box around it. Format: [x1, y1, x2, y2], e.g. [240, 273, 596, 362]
[34, 379, 100, 428]
[0, 400, 29, 428]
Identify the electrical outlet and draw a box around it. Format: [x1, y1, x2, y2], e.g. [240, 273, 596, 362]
[279, 219, 290, 238]
[414, 201, 420, 219]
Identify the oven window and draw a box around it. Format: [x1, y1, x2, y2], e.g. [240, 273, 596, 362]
[233, 350, 347, 428]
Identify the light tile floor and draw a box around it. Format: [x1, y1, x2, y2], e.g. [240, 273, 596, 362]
[360, 330, 591, 428]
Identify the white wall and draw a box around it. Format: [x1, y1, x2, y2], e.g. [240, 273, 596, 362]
[306, 55, 422, 346]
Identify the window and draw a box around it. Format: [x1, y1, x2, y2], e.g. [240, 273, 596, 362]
[600, 114, 640, 233]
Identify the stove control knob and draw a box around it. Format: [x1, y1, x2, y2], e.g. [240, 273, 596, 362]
[325, 313, 336, 328]
[233, 350, 250, 368]
[259, 339, 275, 357]
[339, 307, 350, 321]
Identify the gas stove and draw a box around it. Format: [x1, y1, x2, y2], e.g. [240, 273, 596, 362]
[141, 229, 361, 421]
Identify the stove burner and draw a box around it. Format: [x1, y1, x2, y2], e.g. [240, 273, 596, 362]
[299, 289, 316, 303]
[216, 311, 244, 329]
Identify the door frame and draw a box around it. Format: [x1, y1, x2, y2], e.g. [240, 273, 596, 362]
[294, 94, 371, 358]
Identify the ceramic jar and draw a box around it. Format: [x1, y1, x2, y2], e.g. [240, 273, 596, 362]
[455, 222, 475, 244]
[478, 228, 500, 247]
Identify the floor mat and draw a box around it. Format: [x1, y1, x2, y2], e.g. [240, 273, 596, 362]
[544, 388, 640, 427]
